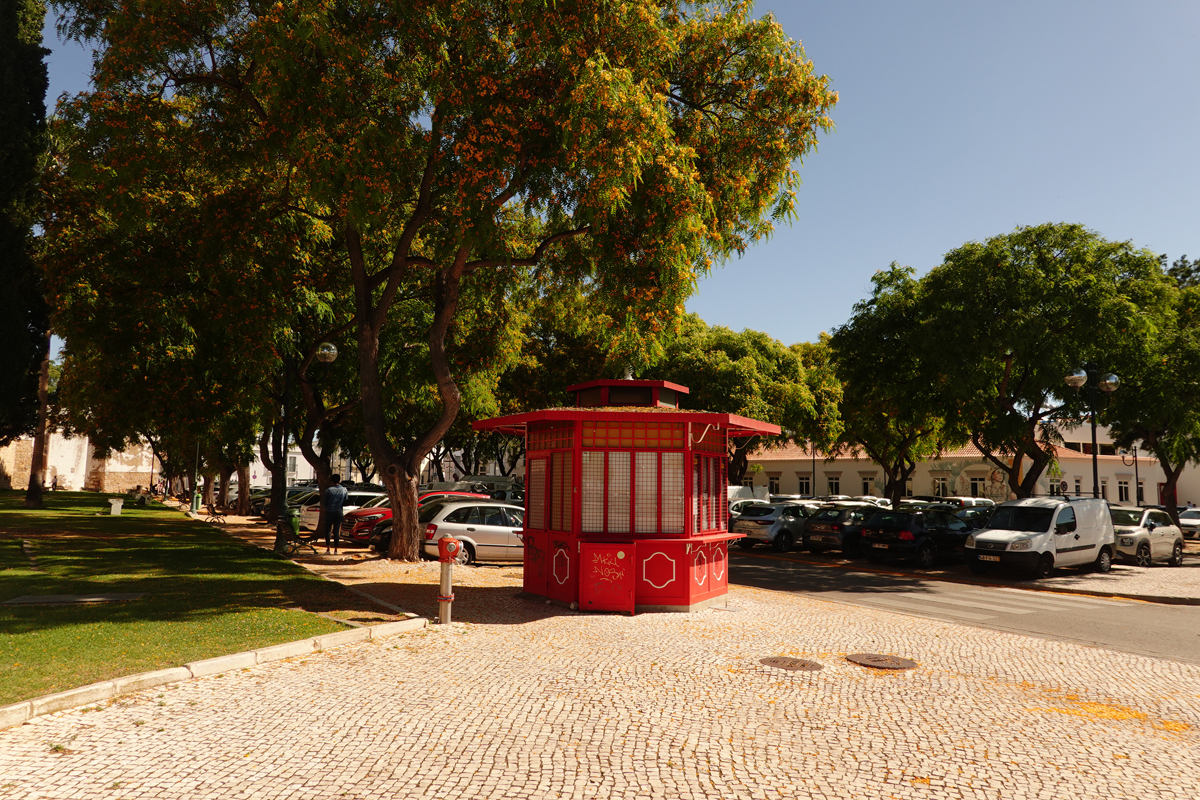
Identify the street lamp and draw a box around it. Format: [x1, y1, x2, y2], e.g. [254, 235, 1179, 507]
[1064, 365, 1120, 499]
[1121, 446, 1141, 507]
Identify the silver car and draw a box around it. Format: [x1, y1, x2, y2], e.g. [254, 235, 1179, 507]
[1178, 509, 1200, 540]
[1110, 506, 1185, 567]
[419, 501, 525, 565]
[731, 503, 814, 552]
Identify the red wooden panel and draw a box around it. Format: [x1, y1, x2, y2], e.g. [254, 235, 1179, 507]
[580, 543, 635, 614]
[546, 535, 578, 604]
[635, 541, 688, 605]
[709, 541, 728, 592]
[522, 530, 549, 598]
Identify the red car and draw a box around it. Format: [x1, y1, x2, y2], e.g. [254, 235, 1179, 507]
[339, 491, 492, 544]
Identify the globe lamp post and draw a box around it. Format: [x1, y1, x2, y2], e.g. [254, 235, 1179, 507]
[1064, 366, 1120, 499]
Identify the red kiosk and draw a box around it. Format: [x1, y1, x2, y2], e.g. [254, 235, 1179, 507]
[472, 379, 779, 613]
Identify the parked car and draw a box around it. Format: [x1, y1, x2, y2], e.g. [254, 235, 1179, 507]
[299, 489, 386, 530]
[912, 495, 994, 508]
[851, 496, 891, 507]
[1110, 506, 1185, 567]
[729, 498, 759, 520]
[249, 486, 312, 516]
[802, 505, 875, 557]
[420, 501, 526, 564]
[963, 497, 1114, 579]
[371, 501, 524, 563]
[730, 503, 814, 552]
[337, 495, 394, 544]
[956, 506, 994, 530]
[1178, 509, 1200, 539]
[348, 491, 492, 546]
[490, 488, 525, 504]
[860, 508, 972, 568]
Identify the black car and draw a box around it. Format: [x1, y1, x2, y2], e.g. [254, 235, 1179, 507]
[859, 508, 972, 568]
[801, 505, 874, 557]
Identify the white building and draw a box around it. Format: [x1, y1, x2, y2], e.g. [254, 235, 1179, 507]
[747, 426, 1200, 507]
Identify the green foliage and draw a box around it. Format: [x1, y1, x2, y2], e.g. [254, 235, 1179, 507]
[829, 265, 964, 502]
[1106, 284, 1200, 522]
[655, 314, 840, 481]
[0, 0, 49, 444]
[920, 223, 1174, 497]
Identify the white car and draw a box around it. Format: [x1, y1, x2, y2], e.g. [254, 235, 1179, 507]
[1110, 506, 1185, 567]
[1179, 509, 1200, 540]
[964, 497, 1115, 579]
[419, 500, 526, 564]
[299, 490, 386, 530]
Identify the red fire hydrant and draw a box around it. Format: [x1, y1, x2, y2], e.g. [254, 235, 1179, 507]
[436, 537, 461, 624]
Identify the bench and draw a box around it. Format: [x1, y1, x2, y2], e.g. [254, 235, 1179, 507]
[275, 519, 320, 557]
[204, 504, 227, 524]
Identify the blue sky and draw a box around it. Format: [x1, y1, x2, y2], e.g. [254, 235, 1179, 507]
[42, 1, 1200, 346]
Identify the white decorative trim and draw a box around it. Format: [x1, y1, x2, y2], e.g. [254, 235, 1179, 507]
[641, 551, 676, 589]
[553, 549, 570, 585]
[694, 549, 708, 586]
[712, 545, 725, 581]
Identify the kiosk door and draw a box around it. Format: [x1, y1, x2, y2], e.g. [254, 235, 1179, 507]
[579, 543, 636, 614]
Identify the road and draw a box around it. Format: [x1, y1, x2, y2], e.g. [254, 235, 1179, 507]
[728, 552, 1200, 664]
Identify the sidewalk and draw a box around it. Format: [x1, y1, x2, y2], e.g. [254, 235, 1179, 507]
[1, 568, 1196, 799]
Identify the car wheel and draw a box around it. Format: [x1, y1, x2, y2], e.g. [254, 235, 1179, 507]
[913, 542, 936, 570]
[454, 542, 476, 566]
[1031, 553, 1054, 580]
[772, 532, 794, 552]
[1169, 540, 1184, 568]
[1092, 547, 1112, 574]
[968, 559, 989, 575]
[1134, 542, 1152, 568]
[736, 539, 756, 551]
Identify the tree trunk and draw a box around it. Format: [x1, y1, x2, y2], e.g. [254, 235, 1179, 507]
[218, 467, 234, 507]
[22, 332, 50, 509]
[236, 464, 251, 515]
[727, 437, 757, 484]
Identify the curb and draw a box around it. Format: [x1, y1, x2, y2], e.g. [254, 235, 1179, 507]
[732, 550, 1200, 606]
[0, 616, 427, 733]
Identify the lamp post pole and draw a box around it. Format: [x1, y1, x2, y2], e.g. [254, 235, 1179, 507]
[191, 440, 201, 512]
[1064, 365, 1120, 500]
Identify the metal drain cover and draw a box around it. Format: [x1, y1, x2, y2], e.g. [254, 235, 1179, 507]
[846, 653, 918, 670]
[760, 656, 823, 671]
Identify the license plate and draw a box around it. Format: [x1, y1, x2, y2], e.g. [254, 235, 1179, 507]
[979, 555, 1001, 562]
[872, 543, 888, 549]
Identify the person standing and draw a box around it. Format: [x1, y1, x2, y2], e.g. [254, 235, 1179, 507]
[320, 476, 349, 555]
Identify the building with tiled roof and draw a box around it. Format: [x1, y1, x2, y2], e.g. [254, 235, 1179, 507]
[747, 426, 1200, 506]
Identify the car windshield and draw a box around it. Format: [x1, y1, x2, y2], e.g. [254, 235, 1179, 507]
[739, 505, 778, 518]
[1110, 509, 1143, 526]
[813, 509, 841, 522]
[362, 496, 390, 509]
[1181, 510, 1200, 520]
[418, 503, 446, 523]
[987, 506, 1055, 532]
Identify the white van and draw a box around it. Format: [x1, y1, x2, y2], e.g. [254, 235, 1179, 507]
[963, 497, 1115, 580]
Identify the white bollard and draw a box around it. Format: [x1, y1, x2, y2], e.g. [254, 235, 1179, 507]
[108, 498, 124, 516]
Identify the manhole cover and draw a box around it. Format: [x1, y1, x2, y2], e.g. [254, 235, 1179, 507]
[760, 656, 823, 672]
[846, 653, 918, 670]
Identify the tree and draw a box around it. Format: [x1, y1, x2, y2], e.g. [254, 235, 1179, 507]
[656, 314, 841, 483]
[58, 1, 837, 559]
[1166, 255, 1200, 288]
[1106, 284, 1200, 525]
[829, 265, 964, 505]
[0, 0, 50, 507]
[920, 223, 1173, 498]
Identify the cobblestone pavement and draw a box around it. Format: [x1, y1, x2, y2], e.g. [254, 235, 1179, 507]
[2, 575, 1198, 799]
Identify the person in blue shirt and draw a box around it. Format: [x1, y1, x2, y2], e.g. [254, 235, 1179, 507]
[321, 476, 350, 554]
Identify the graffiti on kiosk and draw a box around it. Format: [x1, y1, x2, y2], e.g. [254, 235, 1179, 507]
[589, 551, 626, 583]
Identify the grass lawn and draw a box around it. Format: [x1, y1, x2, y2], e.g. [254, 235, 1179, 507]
[0, 490, 392, 706]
